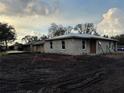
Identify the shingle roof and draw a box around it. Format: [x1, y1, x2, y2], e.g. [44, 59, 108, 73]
[46, 33, 118, 41]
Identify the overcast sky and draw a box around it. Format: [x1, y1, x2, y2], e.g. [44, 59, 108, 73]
[0, 0, 124, 42]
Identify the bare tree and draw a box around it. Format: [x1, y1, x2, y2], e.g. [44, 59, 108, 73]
[48, 23, 99, 37]
[74, 24, 84, 34]
[111, 34, 124, 45]
[48, 23, 58, 38]
[40, 34, 48, 40]
[103, 35, 109, 38]
[74, 23, 99, 35]
[48, 23, 67, 38]
[65, 26, 73, 34]
[22, 35, 38, 44]
[84, 23, 94, 34]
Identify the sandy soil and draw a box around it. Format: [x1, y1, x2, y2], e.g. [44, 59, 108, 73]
[0, 53, 124, 93]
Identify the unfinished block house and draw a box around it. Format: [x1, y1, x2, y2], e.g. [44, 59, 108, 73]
[44, 34, 118, 55]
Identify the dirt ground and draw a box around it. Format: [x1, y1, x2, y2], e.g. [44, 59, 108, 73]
[0, 53, 124, 93]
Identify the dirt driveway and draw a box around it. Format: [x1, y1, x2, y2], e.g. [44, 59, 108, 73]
[0, 53, 124, 93]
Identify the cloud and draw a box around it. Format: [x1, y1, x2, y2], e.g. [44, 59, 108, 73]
[0, 0, 100, 41]
[0, 0, 59, 16]
[97, 8, 124, 36]
[0, 0, 61, 43]
[0, 15, 57, 42]
[0, 9, 86, 43]
[0, 2, 7, 13]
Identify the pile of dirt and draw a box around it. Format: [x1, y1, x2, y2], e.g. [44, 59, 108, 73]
[0, 53, 124, 93]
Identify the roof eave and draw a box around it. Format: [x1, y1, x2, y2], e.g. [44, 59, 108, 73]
[46, 36, 118, 42]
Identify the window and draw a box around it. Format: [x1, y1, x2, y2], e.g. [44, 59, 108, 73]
[62, 41, 65, 49]
[82, 40, 86, 49]
[50, 41, 53, 49]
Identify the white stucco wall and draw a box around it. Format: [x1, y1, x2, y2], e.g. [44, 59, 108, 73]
[72, 39, 90, 55]
[45, 39, 73, 55]
[96, 40, 117, 54]
[44, 39, 90, 55]
[45, 38, 117, 55]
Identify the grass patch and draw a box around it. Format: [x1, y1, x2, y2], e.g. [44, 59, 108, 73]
[0, 52, 8, 56]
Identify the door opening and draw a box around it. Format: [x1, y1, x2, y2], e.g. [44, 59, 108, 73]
[90, 39, 96, 53]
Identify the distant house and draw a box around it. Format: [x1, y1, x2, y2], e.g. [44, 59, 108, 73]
[9, 43, 23, 51]
[32, 41, 45, 52]
[22, 41, 45, 53]
[22, 43, 31, 52]
[44, 34, 118, 55]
